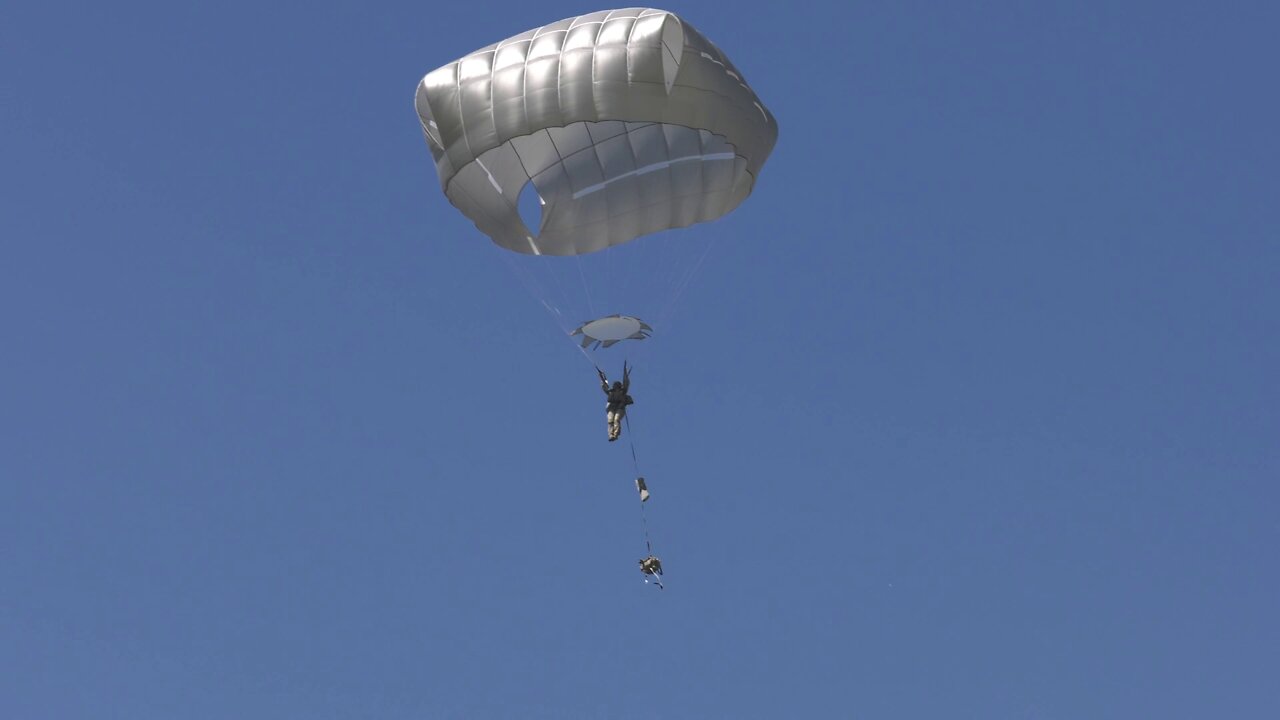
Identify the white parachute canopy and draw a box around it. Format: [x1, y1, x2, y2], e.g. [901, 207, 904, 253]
[416, 8, 776, 358]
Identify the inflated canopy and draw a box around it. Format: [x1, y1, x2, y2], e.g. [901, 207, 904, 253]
[416, 8, 777, 256]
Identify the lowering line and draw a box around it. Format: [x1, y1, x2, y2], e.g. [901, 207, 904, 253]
[625, 415, 650, 551]
[626, 415, 641, 477]
[627, 415, 663, 590]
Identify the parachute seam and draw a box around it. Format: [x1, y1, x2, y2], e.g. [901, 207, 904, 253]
[555, 26, 563, 136]
[452, 62, 479, 183]
[508, 141, 539, 236]
[624, 12, 642, 85]
[520, 47, 531, 157]
[583, 123, 614, 253]
[487, 42, 503, 158]
[539, 128, 569, 237]
[620, 123, 645, 244]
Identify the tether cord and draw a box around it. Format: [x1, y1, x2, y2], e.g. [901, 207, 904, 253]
[626, 414, 655, 556]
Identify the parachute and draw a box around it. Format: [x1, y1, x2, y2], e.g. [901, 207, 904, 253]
[415, 8, 777, 258]
[416, 8, 776, 587]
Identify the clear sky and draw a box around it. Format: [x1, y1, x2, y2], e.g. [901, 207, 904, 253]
[3, 2, 1278, 718]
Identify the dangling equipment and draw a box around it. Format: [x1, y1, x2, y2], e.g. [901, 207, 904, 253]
[639, 555, 664, 590]
[626, 416, 664, 589]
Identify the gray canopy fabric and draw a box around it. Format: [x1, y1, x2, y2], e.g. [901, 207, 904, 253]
[416, 8, 777, 256]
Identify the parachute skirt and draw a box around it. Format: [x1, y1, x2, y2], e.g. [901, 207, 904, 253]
[573, 314, 653, 349]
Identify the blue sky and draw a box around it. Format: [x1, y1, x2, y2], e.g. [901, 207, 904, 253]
[2, 1, 1278, 718]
